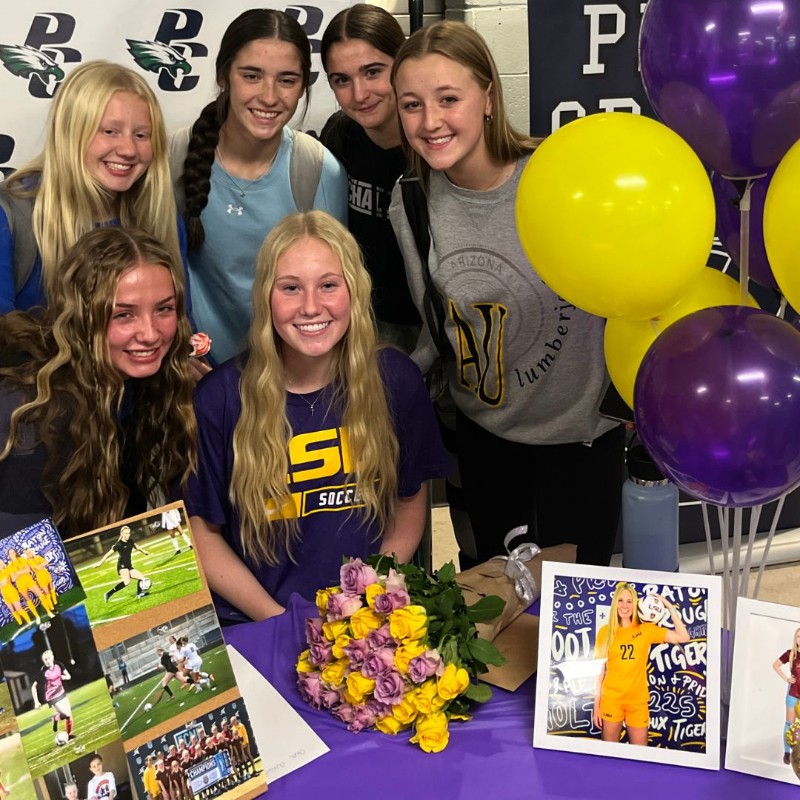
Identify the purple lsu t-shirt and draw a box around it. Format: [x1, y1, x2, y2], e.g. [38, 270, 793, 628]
[184, 347, 449, 623]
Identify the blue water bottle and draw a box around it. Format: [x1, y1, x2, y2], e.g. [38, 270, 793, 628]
[622, 444, 680, 572]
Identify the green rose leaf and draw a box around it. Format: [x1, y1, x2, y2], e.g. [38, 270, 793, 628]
[437, 562, 457, 584]
[466, 637, 505, 666]
[466, 595, 506, 623]
[464, 682, 493, 703]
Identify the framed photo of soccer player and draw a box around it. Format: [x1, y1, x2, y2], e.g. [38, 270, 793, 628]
[533, 562, 722, 769]
[726, 597, 800, 784]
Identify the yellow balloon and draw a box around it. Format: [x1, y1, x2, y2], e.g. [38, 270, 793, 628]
[765, 138, 800, 309]
[604, 268, 759, 408]
[516, 113, 715, 320]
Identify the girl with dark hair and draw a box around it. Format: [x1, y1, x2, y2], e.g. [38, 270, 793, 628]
[389, 22, 625, 567]
[174, 9, 347, 364]
[320, 4, 420, 352]
[0, 227, 197, 538]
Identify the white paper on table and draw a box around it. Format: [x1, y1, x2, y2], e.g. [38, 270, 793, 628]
[227, 644, 329, 782]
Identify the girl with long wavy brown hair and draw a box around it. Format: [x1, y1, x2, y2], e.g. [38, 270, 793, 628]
[0, 227, 197, 538]
[185, 211, 447, 624]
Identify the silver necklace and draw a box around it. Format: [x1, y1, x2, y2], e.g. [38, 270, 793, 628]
[215, 145, 278, 201]
[294, 388, 325, 416]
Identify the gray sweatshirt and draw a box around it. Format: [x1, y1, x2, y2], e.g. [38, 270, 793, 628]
[389, 155, 616, 446]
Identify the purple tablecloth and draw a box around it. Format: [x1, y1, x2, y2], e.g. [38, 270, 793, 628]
[225, 594, 794, 800]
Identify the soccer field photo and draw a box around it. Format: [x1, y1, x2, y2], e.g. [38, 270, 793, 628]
[65, 504, 204, 631]
[99, 605, 237, 742]
[1, 605, 120, 778]
[0, 732, 35, 800]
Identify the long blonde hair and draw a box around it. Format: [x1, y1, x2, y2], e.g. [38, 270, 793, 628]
[390, 21, 540, 185]
[598, 582, 641, 659]
[792, 627, 800, 665]
[0, 227, 196, 535]
[231, 211, 399, 564]
[5, 61, 181, 304]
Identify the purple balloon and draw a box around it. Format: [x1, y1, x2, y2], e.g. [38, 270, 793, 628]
[634, 306, 800, 507]
[712, 171, 778, 289]
[640, 0, 800, 177]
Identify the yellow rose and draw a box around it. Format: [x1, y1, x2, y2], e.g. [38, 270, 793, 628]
[394, 641, 426, 674]
[414, 679, 446, 715]
[366, 583, 386, 609]
[389, 605, 428, 642]
[343, 672, 376, 704]
[321, 658, 349, 687]
[316, 587, 340, 615]
[376, 715, 409, 735]
[296, 649, 315, 674]
[411, 712, 449, 753]
[332, 633, 352, 659]
[349, 608, 383, 639]
[392, 692, 419, 725]
[322, 619, 348, 642]
[437, 663, 470, 701]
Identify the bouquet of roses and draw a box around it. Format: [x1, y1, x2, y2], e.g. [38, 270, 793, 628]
[296, 554, 505, 752]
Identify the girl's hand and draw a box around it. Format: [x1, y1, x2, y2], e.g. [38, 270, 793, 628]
[592, 701, 603, 729]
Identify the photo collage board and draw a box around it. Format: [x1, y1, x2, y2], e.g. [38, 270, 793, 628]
[0, 501, 267, 800]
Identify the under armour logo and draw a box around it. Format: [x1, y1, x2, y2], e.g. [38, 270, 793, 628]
[227, 204, 243, 215]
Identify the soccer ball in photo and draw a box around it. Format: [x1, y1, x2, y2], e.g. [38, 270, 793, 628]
[638, 593, 666, 623]
[55, 731, 69, 746]
[144, 702, 153, 712]
[139, 577, 152, 591]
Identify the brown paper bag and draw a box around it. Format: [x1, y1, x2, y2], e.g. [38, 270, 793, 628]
[456, 543, 577, 691]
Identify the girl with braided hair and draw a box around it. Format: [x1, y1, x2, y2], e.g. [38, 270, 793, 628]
[0, 227, 197, 539]
[173, 9, 347, 365]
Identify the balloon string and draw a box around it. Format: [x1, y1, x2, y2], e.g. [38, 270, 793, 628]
[754, 494, 787, 597]
[777, 295, 788, 320]
[730, 507, 743, 634]
[739, 505, 762, 597]
[717, 505, 730, 630]
[701, 501, 715, 577]
[737, 179, 753, 305]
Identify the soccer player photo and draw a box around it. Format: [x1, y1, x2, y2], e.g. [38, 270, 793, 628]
[0, 519, 85, 644]
[533, 562, 722, 770]
[98, 606, 237, 743]
[0, 604, 120, 778]
[64, 504, 205, 633]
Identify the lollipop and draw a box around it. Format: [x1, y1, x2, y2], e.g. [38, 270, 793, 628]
[189, 332, 212, 358]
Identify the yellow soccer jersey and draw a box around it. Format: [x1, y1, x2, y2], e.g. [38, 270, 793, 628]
[595, 622, 667, 706]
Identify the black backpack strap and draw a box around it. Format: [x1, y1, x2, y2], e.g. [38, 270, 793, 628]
[0, 182, 36, 297]
[398, 170, 454, 362]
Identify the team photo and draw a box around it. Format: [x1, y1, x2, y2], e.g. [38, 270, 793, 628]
[127, 700, 264, 800]
[0, 520, 85, 644]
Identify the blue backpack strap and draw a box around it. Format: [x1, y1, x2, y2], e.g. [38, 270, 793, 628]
[0, 182, 36, 296]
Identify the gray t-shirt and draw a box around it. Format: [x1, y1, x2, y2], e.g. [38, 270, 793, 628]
[389, 155, 616, 446]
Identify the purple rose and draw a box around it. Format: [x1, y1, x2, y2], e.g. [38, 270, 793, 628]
[326, 592, 363, 620]
[385, 568, 407, 594]
[408, 650, 441, 684]
[305, 617, 325, 646]
[308, 641, 333, 667]
[348, 704, 377, 733]
[340, 558, 379, 595]
[373, 670, 406, 705]
[297, 671, 323, 708]
[321, 687, 343, 709]
[367, 623, 394, 650]
[367, 698, 393, 718]
[333, 702, 356, 723]
[343, 638, 370, 668]
[361, 647, 395, 679]
[373, 589, 411, 614]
